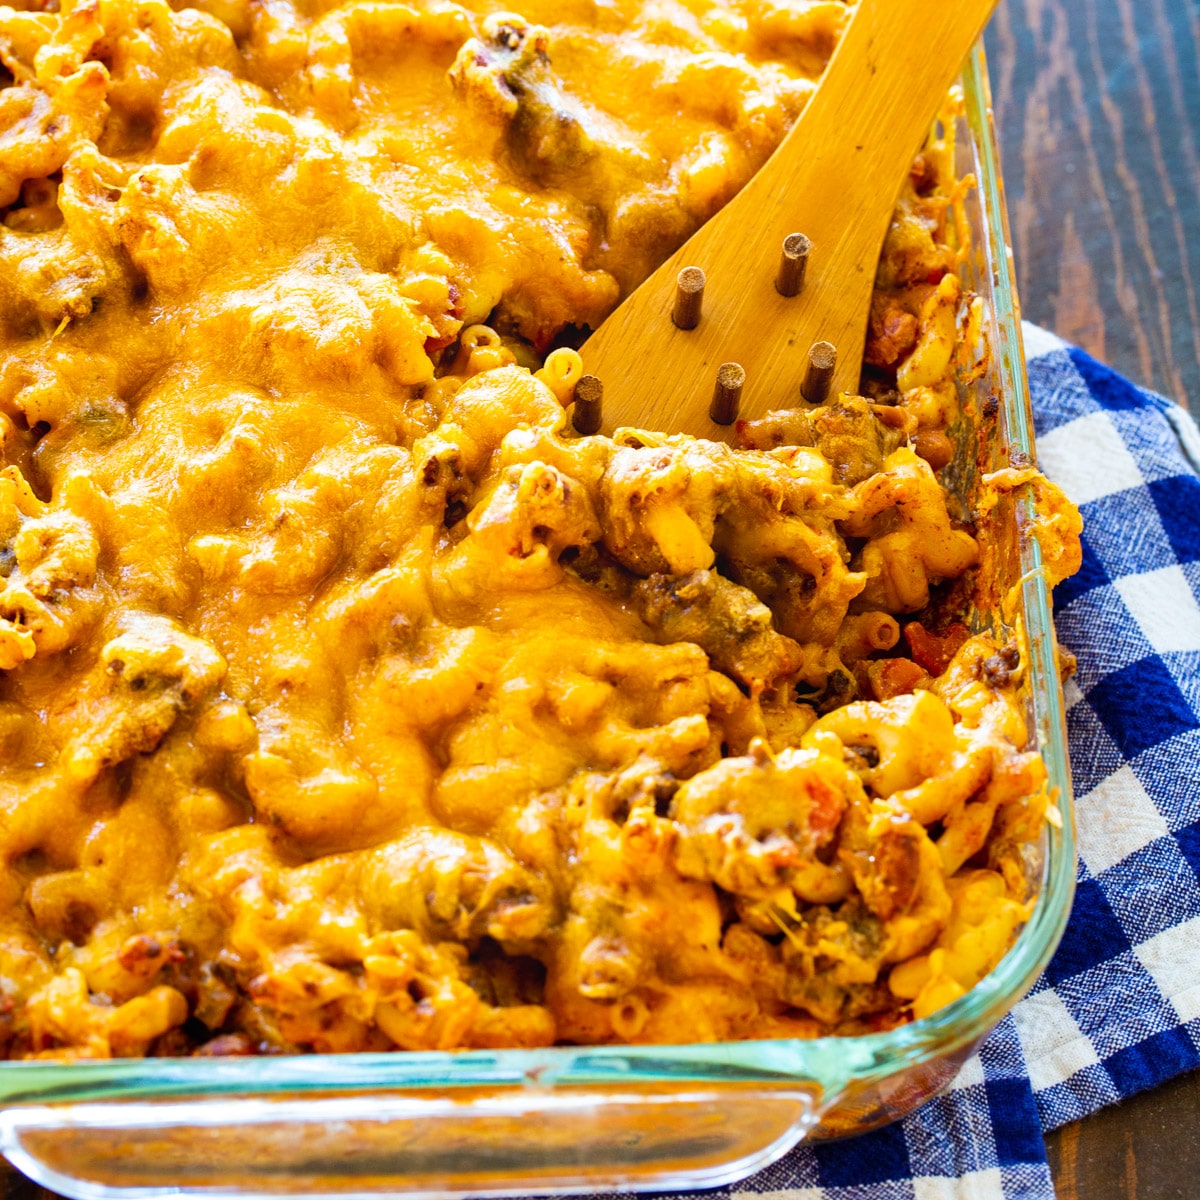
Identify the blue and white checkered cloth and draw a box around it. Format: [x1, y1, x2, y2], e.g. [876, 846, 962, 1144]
[666, 324, 1200, 1200]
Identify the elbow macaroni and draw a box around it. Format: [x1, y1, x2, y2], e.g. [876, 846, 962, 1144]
[0, 0, 1080, 1058]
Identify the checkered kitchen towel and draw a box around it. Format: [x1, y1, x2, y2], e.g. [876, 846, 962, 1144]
[652, 324, 1200, 1200]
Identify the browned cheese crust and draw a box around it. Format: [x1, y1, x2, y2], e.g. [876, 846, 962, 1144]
[0, 0, 1080, 1058]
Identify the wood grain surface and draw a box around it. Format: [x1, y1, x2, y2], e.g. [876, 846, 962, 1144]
[987, 0, 1200, 409]
[988, 0, 1200, 1195]
[1045, 1069, 1200, 1200]
[1, 3, 1197, 1200]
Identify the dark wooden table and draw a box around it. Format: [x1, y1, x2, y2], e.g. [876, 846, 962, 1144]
[988, 0, 1200, 411]
[987, 0, 1200, 1195]
[1, 4, 1196, 1200]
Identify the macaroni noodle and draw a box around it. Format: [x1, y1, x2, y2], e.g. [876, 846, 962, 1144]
[0, 0, 1080, 1057]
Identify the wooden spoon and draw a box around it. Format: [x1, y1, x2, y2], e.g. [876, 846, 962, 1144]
[578, 0, 999, 438]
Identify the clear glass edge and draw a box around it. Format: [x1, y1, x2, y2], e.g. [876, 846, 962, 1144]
[1, 1090, 824, 1200]
[0, 43, 1077, 1119]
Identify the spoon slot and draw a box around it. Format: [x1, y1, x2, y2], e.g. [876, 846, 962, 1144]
[801, 341, 837, 404]
[710, 362, 745, 425]
[775, 233, 812, 297]
[573, 374, 604, 434]
[672, 267, 706, 330]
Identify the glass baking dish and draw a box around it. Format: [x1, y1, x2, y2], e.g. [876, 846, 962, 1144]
[0, 42, 1075, 1200]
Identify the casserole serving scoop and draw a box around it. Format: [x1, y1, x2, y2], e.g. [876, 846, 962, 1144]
[576, 0, 1000, 438]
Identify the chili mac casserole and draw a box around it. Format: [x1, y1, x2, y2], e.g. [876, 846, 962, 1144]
[0, 0, 1081, 1058]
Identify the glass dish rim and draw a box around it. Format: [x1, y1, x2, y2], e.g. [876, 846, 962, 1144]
[0, 42, 1076, 1113]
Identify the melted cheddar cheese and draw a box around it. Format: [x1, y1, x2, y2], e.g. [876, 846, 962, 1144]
[0, 0, 1079, 1058]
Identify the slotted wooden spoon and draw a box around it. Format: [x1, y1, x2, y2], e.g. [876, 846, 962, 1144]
[578, 0, 999, 438]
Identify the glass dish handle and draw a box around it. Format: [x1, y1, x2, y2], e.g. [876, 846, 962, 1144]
[1, 1083, 827, 1198]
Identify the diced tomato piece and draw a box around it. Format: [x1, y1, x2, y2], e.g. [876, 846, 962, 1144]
[904, 621, 971, 676]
